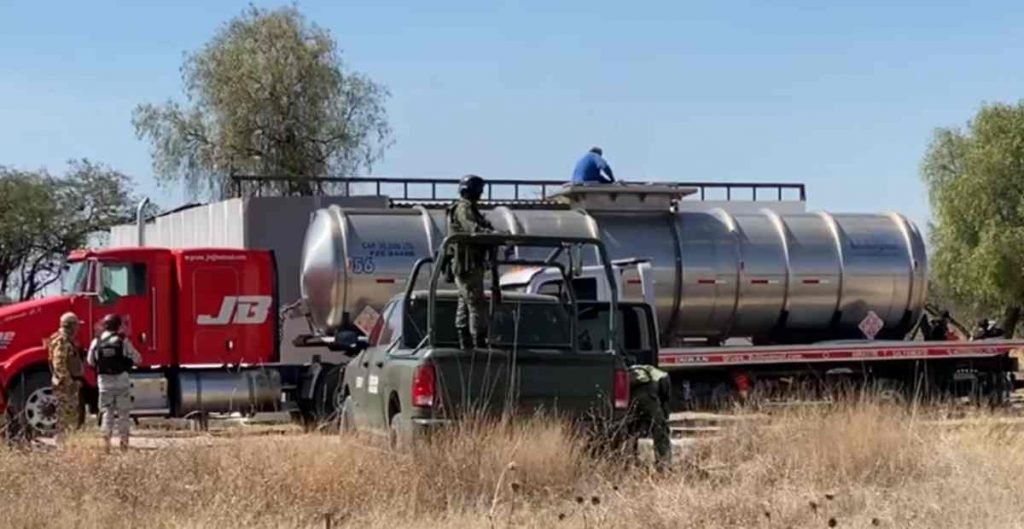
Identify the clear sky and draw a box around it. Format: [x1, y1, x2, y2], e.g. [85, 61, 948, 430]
[3, 0, 1024, 235]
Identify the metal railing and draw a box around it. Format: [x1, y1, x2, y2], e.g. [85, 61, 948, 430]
[230, 175, 807, 202]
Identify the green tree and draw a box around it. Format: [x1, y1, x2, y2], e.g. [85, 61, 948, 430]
[0, 160, 140, 300]
[922, 101, 1024, 336]
[133, 5, 393, 199]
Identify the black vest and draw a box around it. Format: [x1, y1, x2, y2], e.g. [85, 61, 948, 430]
[95, 334, 133, 375]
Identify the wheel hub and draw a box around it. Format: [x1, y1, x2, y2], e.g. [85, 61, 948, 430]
[23, 386, 58, 434]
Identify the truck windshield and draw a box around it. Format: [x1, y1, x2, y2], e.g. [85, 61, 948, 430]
[404, 298, 573, 350]
[62, 261, 90, 294]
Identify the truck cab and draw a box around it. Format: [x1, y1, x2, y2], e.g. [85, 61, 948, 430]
[1, 247, 281, 434]
[0, 248, 172, 431]
[500, 258, 657, 327]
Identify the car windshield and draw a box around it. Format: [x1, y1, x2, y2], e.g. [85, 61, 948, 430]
[62, 261, 90, 294]
[404, 298, 573, 349]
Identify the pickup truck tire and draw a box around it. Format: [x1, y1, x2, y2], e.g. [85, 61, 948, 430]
[339, 395, 355, 434]
[8, 371, 57, 437]
[388, 412, 413, 451]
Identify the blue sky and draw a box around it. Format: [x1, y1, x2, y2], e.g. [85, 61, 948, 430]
[3, 0, 1024, 235]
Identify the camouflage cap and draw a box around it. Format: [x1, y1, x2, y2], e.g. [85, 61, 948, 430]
[59, 312, 80, 327]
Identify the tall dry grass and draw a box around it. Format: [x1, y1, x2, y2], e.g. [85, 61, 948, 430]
[4, 403, 1024, 528]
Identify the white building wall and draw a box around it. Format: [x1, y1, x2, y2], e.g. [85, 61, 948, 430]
[109, 199, 246, 248]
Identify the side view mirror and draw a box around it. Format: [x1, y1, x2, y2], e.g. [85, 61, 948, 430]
[335, 330, 369, 355]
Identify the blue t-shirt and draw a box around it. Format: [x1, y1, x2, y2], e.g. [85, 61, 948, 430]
[572, 152, 615, 184]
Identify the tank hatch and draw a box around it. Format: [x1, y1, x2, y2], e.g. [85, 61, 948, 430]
[549, 183, 697, 211]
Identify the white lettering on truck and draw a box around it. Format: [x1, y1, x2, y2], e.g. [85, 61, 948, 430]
[197, 296, 273, 325]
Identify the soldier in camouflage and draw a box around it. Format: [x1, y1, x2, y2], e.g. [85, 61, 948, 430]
[627, 364, 673, 471]
[445, 174, 494, 349]
[48, 312, 84, 444]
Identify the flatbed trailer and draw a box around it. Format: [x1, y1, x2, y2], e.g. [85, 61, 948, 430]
[658, 340, 1024, 368]
[656, 339, 1023, 408]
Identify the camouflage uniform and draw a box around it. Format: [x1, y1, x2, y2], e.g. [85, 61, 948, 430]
[628, 364, 672, 471]
[47, 327, 84, 438]
[446, 197, 494, 348]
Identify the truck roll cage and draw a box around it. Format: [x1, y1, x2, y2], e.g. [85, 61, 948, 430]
[404, 234, 620, 353]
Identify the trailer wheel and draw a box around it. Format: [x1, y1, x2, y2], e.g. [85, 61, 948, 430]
[986, 372, 1013, 408]
[8, 371, 57, 437]
[709, 382, 740, 411]
[870, 379, 908, 405]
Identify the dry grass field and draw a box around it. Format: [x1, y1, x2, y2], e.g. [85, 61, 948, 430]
[5, 401, 1024, 528]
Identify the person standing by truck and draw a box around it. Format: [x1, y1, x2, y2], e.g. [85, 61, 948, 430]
[86, 314, 141, 452]
[445, 174, 495, 349]
[48, 312, 85, 445]
[627, 364, 673, 472]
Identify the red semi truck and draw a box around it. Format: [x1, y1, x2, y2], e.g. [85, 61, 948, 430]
[0, 246, 334, 434]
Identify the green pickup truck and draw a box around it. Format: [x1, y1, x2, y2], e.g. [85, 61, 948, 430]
[335, 234, 636, 448]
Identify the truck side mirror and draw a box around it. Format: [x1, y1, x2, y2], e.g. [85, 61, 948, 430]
[335, 330, 368, 355]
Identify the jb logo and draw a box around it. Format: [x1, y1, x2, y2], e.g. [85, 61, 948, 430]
[197, 296, 273, 325]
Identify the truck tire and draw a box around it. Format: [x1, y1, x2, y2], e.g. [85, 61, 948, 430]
[709, 382, 739, 411]
[871, 379, 908, 405]
[8, 371, 57, 436]
[339, 395, 355, 434]
[307, 365, 345, 431]
[388, 412, 413, 451]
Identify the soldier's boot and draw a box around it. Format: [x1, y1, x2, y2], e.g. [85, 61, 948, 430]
[458, 328, 473, 350]
[473, 332, 488, 349]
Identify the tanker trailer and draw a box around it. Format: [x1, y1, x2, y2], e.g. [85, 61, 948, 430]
[300, 184, 927, 346]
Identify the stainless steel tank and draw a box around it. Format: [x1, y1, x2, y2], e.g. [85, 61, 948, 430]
[300, 186, 927, 344]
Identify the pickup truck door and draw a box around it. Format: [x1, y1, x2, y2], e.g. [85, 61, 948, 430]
[348, 301, 394, 430]
[364, 300, 404, 430]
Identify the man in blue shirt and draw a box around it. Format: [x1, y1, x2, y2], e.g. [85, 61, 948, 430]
[572, 147, 615, 184]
